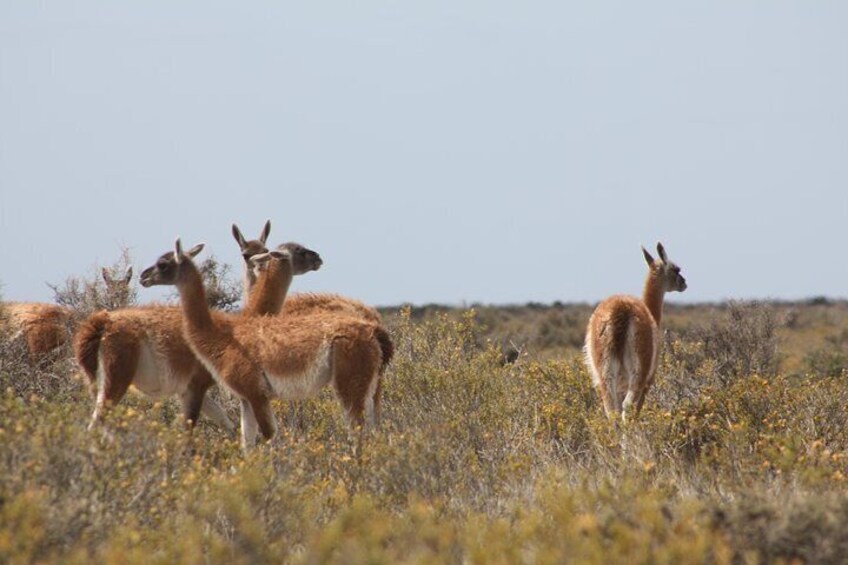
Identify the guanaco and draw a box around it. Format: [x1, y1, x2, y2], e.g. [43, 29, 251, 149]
[584, 243, 687, 423]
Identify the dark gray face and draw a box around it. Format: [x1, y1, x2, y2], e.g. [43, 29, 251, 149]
[277, 242, 323, 275]
[643, 242, 687, 293]
[140, 252, 180, 287]
[232, 221, 271, 267]
[139, 241, 205, 288]
[239, 240, 269, 265]
[663, 261, 687, 293]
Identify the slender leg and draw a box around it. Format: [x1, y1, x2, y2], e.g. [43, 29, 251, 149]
[598, 386, 617, 420]
[88, 340, 137, 430]
[369, 378, 382, 428]
[88, 376, 132, 430]
[336, 385, 366, 430]
[635, 388, 649, 415]
[240, 398, 259, 452]
[250, 397, 278, 442]
[331, 339, 379, 431]
[621, 390, 637, 424]
[200, 396, 235, 433]
[180, 388, 208, 430]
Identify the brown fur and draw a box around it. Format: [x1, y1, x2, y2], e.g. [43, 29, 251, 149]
[232, 221, 271, 292]
[73, 305, 233, 432]
[232, 220, 383, 325]
[233, 221, 391, 371]
[3, 268, 133, 365]
[1, 302, 73, 362]
[242, 251, 294, 317]
[282, 293, 383, 325]
[242, 252, 394, 420]
[584, 243, 687, 422]
[140, 241, 389, 451]
[75, 310, 110, 386]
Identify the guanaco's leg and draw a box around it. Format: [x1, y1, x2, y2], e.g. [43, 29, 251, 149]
[200, 395, 235, 433]
[331, 339, 381, 430]
[180, 375, 212, 429]
[370, 378, 383, 428]
[250, 396, 278, 441]
[239, 398, 259, 451]
[88, 337, 139, 430]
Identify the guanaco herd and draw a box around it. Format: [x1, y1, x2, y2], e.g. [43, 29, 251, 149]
[1, 223, 686, 451]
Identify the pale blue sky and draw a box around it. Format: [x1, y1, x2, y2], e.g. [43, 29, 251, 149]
[1, 1, 846, 305]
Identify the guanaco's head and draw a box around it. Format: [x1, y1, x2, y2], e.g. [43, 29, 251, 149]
[139, 239, 205, 288]
[232, 220, 271, 265]
[101, 265, 134, 308]
[277, 242, 323, 275]
[101, 266, 133, 287]
[642, 242, 687, 293]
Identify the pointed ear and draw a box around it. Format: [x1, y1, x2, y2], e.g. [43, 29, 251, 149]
[124, 266, 133, 284]
[259, 220, 271, 244]
[101, 268, 113, 284]
[269, 249, 291, 260]
[642, 246, 655, 267]
[656, 242, 668, 263]
[174, 238, 184, 264]
[232, 224, 248, 250]
[249, 252, 272, 266]
[187, 243, 205, 258]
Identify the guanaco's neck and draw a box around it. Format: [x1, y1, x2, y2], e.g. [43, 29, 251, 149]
[243, 260, 293, 316]
[642, 269, 666, 325]
[242, 259, 257, 302]
[175, 260, 217, 334]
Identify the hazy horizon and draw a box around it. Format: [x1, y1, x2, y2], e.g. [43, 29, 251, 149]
[2, 2, 846, 306]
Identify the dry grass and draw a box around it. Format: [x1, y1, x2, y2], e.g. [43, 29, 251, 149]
[1, 302, 847, 563]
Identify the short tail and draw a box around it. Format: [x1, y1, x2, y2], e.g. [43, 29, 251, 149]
[374, 326, 394, 375]
[74, 311, 110, 388]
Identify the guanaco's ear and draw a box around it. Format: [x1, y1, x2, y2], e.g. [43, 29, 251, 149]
[101, 268, 113, 284]
[232, 224, 248, 250]
[124, 266, 133, 283]
[249, 252, 272, 266]
[656, 242, 668, 263]
[249, 249, 290, 266]
[642, 246, 655, 267]
[186, 243, 205, 258]
[174, 238, 184, 264]
[259, 220, 271, 244]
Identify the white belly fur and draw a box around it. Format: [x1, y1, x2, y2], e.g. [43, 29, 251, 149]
[266, 342, 333, 400]
[130, 340, 186, 398]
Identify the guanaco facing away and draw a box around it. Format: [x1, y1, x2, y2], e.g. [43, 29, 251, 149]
[76, 245, 323, 432]
[140, 239, 391, 451]
[232, 221, 382, 324]
[584, 243, 687, 423]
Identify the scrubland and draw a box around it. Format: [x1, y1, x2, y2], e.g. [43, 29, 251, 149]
[1, 294, 848, 563]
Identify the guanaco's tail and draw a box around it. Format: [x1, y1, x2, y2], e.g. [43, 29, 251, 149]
[374, 326, 394, 375]
[608, 306, 634, 368]
[74, 311, 110, 388]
